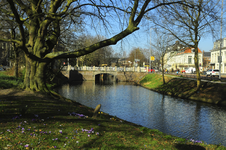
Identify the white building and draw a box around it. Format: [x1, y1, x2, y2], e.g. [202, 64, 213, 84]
[164, 47, 203, 72]
[210, 37, 226, 73]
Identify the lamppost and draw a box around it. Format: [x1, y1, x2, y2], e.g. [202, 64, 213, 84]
[150, 28, 152, 70]
[219, 0, 223, 80]
[177, 45, 180, 70]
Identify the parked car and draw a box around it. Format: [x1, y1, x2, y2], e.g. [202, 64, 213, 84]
[185, 67, 196, 74]
[145, 67, 155, 72]
[181, 70, 186, 73]
[206, 69, 219, 77]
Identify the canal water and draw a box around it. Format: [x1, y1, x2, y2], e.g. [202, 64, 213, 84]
[54, 81, 226, 146]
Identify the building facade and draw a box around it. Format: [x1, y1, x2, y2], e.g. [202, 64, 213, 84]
[164, 47, 203, 72]
[210, 37, 226, 73]
[203, 51, 211, 71]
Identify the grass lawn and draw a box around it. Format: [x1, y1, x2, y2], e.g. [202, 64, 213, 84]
[0, 71, 226, 150]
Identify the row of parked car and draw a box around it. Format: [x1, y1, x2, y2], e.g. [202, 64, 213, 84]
[205, 69, 219, 77]
[181, 68, 196, 74]
[181, 68, 220, 77]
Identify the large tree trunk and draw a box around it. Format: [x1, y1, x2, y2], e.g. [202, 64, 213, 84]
[11, 28, 19, 78]
[194, 45, 201, 91]
[24, 56, 48, 92]
[195, 56, 201, 90]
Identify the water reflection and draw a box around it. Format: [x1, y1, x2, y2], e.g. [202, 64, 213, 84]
[55, 81, 226, 146]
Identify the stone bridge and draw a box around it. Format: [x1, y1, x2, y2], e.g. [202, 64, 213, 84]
[62, 67, 148, 82]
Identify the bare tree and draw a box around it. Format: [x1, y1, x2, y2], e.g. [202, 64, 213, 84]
[0, 0, 27, 77]
[151, 0, 220, 90]
[127, 47, 147, 67]
[152, 31, 175, 84]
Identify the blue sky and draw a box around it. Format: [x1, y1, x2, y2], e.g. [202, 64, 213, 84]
[199, 37, 214, 52]
[109, 28, 216, 56]
[85, 22, 219, 57]
[85, 15, 219, 56]
[83, 0, 225, 56]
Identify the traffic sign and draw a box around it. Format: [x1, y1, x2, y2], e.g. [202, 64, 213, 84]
[150, 56, 155, 61]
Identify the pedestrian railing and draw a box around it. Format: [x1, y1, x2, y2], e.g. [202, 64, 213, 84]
[66, 65, 149, 73]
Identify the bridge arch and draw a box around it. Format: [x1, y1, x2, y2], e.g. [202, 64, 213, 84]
[95, 73, 118, 82]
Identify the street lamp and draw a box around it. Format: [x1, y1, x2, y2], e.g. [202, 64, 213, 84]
[219, 0, 223, 80]
[150, 28, 152, 70]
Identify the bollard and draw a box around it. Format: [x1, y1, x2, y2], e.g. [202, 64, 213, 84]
[92, 104, 101, 119]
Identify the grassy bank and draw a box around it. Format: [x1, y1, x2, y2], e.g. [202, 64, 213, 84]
[0, 71, 24, 89]
[139, 73, 226, 106]
[0, 71, 226, 149]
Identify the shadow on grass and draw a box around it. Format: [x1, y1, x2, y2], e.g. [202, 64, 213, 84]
[153, 77, 226, 105]
[0, 90, 82, 121]
[155, 78, 197, 98]
[0, 74, 23, 89]
[175, 143, 206, 150]
[0, 74, 23, 82]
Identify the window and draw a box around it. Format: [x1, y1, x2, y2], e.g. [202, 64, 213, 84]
[188, 56, 192, 64]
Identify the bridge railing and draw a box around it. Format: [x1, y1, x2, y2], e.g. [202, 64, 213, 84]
[74, 66, 148, 72]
